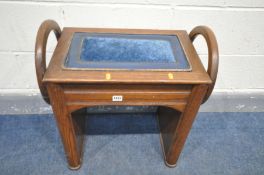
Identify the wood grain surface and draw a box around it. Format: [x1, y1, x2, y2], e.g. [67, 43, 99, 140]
[35, 21, 219, 170]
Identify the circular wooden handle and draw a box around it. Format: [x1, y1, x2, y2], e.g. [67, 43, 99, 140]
[35, 20, 61, 104]
[189, 26, 219, 104]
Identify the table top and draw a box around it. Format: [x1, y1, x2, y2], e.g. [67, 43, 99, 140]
[44, 27, 211, 84]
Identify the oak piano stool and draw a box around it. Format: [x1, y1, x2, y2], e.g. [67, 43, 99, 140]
[35, 20, 219, 170]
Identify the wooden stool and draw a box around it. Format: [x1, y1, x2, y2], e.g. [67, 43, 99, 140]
[35, 20, 218, 170]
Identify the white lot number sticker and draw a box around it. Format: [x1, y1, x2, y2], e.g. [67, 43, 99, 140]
[112, 95, 123, 102]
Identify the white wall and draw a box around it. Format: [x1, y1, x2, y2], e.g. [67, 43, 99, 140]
[0, 0, 264, 93]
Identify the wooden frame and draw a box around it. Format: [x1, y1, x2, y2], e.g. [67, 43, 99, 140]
[35, 20, 219, 170]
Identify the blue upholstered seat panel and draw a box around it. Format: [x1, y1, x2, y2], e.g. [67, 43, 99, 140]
[81, 37, 176, 63]
[65, 33, 191, 71]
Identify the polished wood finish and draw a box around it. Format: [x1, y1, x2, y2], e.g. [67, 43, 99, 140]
[63, 84, 191, 113]
[43, 28, 212, 85]
[35, 20, 61, 104]
[189, 26, 219, 103]
[158, 85, 207, 166]
[47, 83, 85, 170]
[35, 20, 219, 170]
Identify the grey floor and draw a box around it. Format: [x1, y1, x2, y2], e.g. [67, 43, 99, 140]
[0, 112, 263, 175]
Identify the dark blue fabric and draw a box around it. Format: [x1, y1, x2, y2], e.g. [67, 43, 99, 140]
[81, 37, 175, 63]
[1, 112, 264, 175]
[65, 33, 191, 70]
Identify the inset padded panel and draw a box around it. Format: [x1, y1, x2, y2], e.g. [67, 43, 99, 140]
[81, 37, 176, 63]
[65, 33, 191, 71]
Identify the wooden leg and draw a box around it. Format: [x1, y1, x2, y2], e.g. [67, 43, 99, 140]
[157, 85, 207, 167]
[157, 106, 181, 167]
[47, 84, 85, 170]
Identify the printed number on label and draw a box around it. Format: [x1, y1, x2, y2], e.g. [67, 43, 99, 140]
[112, 95, 123, 102]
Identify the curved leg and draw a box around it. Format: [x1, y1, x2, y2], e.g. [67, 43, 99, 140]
[47, 83, 85, 170]
[157, 85, 207, 167]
